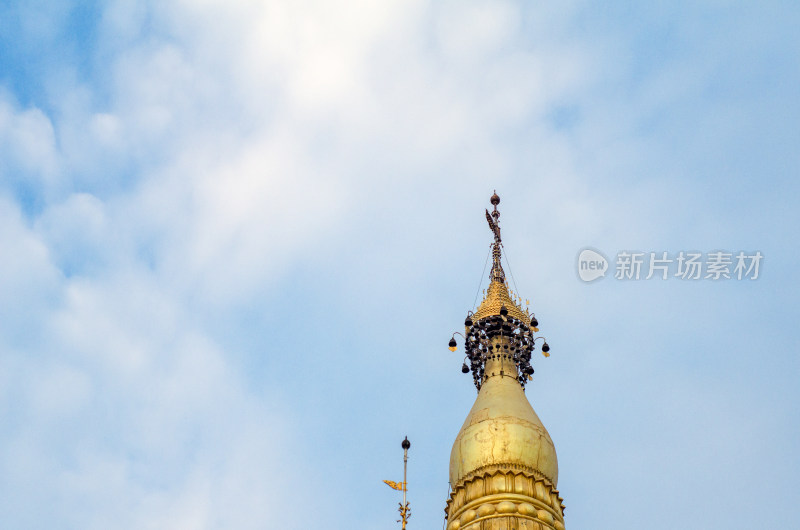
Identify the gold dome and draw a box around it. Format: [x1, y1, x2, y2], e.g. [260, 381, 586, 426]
[449, 351, 559, 487]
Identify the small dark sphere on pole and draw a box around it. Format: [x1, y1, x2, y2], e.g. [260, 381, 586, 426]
[402, 436, 411, 450]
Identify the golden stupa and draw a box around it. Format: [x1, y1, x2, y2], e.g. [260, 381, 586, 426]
[445, 193, 565, 530]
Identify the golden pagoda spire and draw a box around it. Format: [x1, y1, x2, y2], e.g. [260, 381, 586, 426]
[445, 193, 565, 530]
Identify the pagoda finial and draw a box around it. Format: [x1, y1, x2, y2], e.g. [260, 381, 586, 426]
[486, 191, 505, 283]
[449, 192, 553, 391]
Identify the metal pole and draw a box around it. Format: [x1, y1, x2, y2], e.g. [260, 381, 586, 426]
[403, 446, 408, 529]
[401, 436, 410, 529]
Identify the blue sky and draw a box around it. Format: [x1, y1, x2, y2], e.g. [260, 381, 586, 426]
[1, 1, 798, 529]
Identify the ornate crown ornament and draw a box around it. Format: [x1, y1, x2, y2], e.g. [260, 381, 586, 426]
[449, 192, 551, 390]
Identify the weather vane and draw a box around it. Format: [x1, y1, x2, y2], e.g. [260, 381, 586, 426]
[383, 436, 411, 529]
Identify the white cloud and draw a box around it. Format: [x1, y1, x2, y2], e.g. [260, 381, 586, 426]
[0, 250, 303, 527]
[0, 96, 62, 193]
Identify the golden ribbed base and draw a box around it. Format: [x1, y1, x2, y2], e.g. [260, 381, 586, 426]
[445, 467, 565, 530]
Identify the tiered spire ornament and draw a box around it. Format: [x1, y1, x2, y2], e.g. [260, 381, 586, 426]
[450, 192, 551, 391]
[383, 437, 411, 529]
[444, 193, 565, 530]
